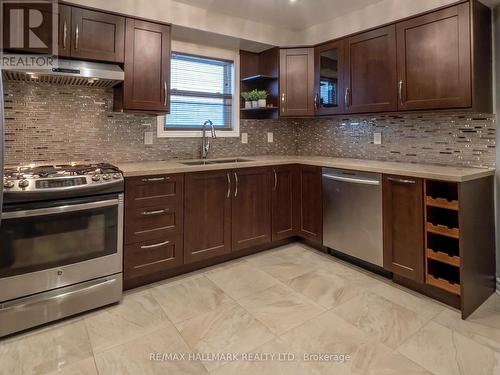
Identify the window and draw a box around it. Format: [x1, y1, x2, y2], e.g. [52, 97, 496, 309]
[164, 53, 234, 131]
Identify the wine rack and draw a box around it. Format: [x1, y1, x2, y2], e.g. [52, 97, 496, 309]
[424, 180, 461, 296]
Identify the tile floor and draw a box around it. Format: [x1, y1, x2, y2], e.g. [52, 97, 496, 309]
[1, 243, 500, 375]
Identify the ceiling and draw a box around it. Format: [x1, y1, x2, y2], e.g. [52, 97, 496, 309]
[172, 0, 386, 30]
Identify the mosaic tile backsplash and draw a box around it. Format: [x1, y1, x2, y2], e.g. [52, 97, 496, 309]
[294, 114, 497, 168]
[4, 81, 496, 168]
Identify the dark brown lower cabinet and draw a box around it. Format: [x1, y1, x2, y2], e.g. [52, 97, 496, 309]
[383, 175, 424, 282]
[271, 165, 299, 241]
[232, 167, 272, 251]
[299, 165, 323, 244]
[124, 174, 184, 282]
[183, 171, 232, 263]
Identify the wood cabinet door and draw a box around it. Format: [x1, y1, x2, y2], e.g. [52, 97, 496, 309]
[383, 175, 424, 282]
[122, 19, 170, 113]
[315, 40, 345, 115]
[58, 5, 71, 57]
[70, 7, 124, 63]
[184, 171, 232, 263]
[396, 3, 471, 110]
[280, 48, 315, 117]
[232, 167, 272, 251]
[271, 165, 299, 241]
[344, 25, 398, 114]
[299, 165, 323, 244]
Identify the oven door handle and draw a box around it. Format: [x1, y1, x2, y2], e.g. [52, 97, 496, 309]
[1, 198, 120, 219]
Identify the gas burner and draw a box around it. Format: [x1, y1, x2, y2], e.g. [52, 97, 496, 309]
[3, 162, 124, 203]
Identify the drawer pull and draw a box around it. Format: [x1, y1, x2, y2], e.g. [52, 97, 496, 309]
[141, 209, 169, 216]
[141, 177, 169, 183]
[387, 177, 416, 185]
[140, 240, 170, 249]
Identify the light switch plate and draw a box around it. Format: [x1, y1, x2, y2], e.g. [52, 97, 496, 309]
[374, 132, 382, 145]
[267, 132, 274, 143]
[241, 133, 248, 144]
[144, 131, 154, 145]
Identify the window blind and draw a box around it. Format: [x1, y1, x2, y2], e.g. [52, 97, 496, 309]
[166, 53, 234, 130]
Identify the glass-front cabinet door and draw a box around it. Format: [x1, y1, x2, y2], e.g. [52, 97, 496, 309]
[315, 40, 344, 115]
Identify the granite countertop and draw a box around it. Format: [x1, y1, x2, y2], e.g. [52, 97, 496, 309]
[117, 155, 495, 182]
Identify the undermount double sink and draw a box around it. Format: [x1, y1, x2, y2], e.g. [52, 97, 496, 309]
[181, 158, 254, 166]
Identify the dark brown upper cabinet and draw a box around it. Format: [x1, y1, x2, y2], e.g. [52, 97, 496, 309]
[344, 25, 398, 114]
[397, 3, 470, 111]
[383, 175, 424, 282]
[280, 48, 315, 117]
[58, 5, 71, 57]
[232, 167, 272, 251]
[184, 170, 232, 264]
[116, 18, 171, 114]
[70, 7, 124, 63]
[315, 40, 345, 115]
[271, 165, 299, 241]
[397, 1, 491, 112]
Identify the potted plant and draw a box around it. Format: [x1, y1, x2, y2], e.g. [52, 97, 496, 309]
[241, 91, 252, 109]
[256, 90, 268, 108]
[249, 89, 259, 108]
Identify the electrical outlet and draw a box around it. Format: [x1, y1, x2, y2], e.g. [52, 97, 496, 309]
[241, 133, 248, 144]
[144, 131, 154, 145]
[267, 132, 274, 143]
[374, 132, 382, 145]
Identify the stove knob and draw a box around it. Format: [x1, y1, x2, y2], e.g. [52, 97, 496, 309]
[112, 173, 121, 179]
[102, 174, 111, 181]
[18, 179, 29, 188]
[92, 175, 101, 182]
[4, 180, 15, 189]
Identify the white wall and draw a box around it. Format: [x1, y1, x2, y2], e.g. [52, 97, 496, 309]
[67, 0, 459, 47]
[295, 0, 461, 45]
[65, 0, 295, 48]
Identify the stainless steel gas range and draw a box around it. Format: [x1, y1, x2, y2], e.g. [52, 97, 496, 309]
[0, 163, 124, 337]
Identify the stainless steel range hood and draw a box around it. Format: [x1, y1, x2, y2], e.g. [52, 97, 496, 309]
[2, 59, 124, 88]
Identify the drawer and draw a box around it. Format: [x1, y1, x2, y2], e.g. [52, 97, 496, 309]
[125, 174, 184, 206]
[125, 204, 182, 244]
[124, 235, 183, 280]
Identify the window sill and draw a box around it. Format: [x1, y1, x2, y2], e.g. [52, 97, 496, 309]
[156, 116, 240, 138]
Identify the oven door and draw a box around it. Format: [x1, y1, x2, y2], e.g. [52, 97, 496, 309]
[0, 194, 123, 303]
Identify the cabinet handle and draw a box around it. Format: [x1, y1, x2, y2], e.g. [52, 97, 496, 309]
[141, 177, 169, 183]
[75, 25, 79, 50]
[226, 172, 231, 199]
[234, 172, 238, 198]
[314, 93, 318, 111]
[345, 87, 350, 108]
[398, 80, 404, 105]
[281, 93, 286, 113]
[387, 177, 416, 185]
[164, 81, 167, 107]
[140, 240, 170, 249]
[273, 169, 278, 191]
[141, 209, 169, 216]
[63, 21, 67, 49]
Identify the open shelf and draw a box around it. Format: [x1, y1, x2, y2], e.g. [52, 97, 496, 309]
[427, 259, 461, 295]
[426, 249, 460, 267]
[241, 74, 278, 82]
[427, 274, 461, 295]
[427, 223, 460, 239]
[426, 196, 459, 211]
[427, 232, 460, 258]
[240, 106, 279, 112]
[426, 180, 458, 202]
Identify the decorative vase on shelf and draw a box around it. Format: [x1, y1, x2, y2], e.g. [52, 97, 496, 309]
[245, 101, 252, 109]
[258, 99, 266, 108]
[252, 100, 259, 108]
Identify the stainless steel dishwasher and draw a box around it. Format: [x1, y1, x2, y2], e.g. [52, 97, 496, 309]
[322, 168, 383, 267]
